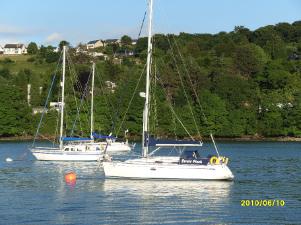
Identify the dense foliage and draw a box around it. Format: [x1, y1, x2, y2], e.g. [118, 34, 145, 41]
[0, 21, 301, 140]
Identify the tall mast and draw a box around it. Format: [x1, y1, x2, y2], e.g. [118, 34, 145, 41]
[90, 62, 95, 139]
[142, 0, 153, 157]
[59, 46, 66, 150]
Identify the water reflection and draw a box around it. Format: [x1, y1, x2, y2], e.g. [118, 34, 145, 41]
[102, 179, 233, 224]
[103, 179, 232, 199]
[32, 161, 103, 191]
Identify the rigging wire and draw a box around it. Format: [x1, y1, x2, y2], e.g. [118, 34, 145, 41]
[66, 54, 82, 134]
[32, 52, 63, 147]
[66, 52, 91, 136]
[115, 63, 147, 137]
[171, 36, 209, 124]
[155, 73, 195, 140]
[165, 36, 202, 139]
[32, 74, 57, 147]
[150, 34, 195, 140]
[94, 66, 116, 134]
[137, 9, 147, 39]
[171, 35, 221, 156]
[70, 67, 92, 136]
[155, 4, 222, 156]
[67, 56, 83, 136]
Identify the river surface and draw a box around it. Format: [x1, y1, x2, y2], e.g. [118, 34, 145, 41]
[0, 141, 300, 224]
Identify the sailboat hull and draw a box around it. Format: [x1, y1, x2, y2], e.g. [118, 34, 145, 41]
[31, 148, 103, 161]
[103, 157, 234, 180]
[106, 142, 131, 152]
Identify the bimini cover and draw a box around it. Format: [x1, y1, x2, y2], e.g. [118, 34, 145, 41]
[92, 132, 116, 139]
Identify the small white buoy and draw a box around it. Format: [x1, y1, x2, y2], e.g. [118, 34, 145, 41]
[5, 157, 13, 162]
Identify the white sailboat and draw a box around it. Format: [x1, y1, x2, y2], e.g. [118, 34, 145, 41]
[31, 46, 103, 161]
[86, 62, 131, 152]
[103, 0, 234, 180]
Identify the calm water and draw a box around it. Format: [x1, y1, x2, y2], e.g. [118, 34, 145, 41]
[0, 141, 300, 225]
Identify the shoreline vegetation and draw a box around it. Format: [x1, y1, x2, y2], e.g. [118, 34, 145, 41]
[1, 135, 301, 142]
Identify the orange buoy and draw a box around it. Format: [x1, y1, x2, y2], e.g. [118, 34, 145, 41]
[65, 171, 77, 185]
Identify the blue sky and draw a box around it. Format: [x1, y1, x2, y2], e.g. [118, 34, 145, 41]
[0, 0, 300, 46]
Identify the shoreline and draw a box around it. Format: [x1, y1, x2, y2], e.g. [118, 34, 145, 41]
[1, 135, 301, 142]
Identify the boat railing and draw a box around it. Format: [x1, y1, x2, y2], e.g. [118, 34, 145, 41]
[31, 146, 59, 150]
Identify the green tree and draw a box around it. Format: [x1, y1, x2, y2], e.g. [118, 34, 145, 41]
[45, 51, 59, 63]
[27, 42, 38, 54]
[0, 83, 31, 136]
[234, 43, 268, 77]
[59, 40, 70, 51]
[253, 26, 286, 59]
[135, 37, 148, 59]
[198, 90, 229, 136]
[121, 35, 132, 46]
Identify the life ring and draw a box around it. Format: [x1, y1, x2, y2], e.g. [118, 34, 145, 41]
[220, 156, 229, 165]
[210, 156, 220, 165]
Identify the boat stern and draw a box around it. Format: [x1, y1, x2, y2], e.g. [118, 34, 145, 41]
[216, 164, 234, 180]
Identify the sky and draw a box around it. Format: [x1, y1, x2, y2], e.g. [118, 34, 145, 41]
[0, 0, 300, 46]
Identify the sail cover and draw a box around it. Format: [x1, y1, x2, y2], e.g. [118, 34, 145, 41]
[61, 137, 93, 141]
[92, 132, 116, 139]
[147, 136, 202, 147]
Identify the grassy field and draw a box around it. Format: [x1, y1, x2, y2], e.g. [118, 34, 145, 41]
[0, 54, 54, 75]
[0, 54, 30, 61]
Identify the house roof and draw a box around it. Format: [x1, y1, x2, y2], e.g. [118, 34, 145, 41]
[87, 40, 101, 44]
[4, 44, 24, 48]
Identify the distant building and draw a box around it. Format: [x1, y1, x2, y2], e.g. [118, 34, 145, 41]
[32, 107, 47, 115]
[50, 102, 63, 111]
[105, 39, 120, 45]
[89, 52, 108, 60]
[112, 57, 122, 65]
[288, 52, 300, 60]
[75, 47, 88, 54]
[276, 102, 293, 109]
[131, 39, 138, 45]
[3, 44, 27, 55]
[86, 39, 121, 49]
[0, 45, 3, 54]
[115, 50, 135, 57]
[86, 40, 105, 49]
[105, 80, 117, 93]
[53, 47, 59, 53]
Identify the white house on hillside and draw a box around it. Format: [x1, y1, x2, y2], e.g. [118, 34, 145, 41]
[0, 45, 4, 54]
[3, 44, 27, 55]
[132, 39, 138, 45]
[87, 40, 105, 49]
[53, 47, 59, 53]
[105, 80, 117, 93]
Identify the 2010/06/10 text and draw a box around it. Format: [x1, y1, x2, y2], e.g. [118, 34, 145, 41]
[241, 199, 285, 207]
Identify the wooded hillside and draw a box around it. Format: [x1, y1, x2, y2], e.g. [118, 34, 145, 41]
[0, 21, 301, 139]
